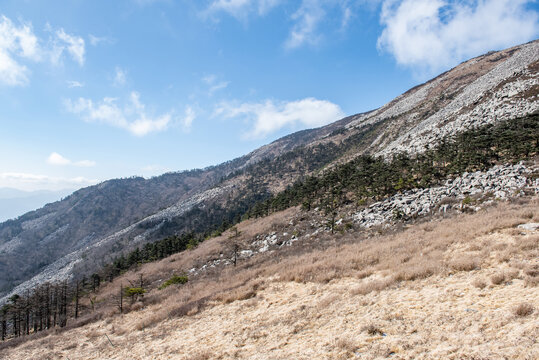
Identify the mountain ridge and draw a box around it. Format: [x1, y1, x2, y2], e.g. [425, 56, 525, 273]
[1, 39, 537, 303]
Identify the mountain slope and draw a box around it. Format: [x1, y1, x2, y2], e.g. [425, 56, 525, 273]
[0, 39, 537, 303]
[2, 198, 538, 359]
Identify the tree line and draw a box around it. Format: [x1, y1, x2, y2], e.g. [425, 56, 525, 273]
[1, 280, 84, 341]
[243, 113, 538, 218]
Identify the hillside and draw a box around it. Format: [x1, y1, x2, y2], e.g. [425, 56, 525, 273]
[0, 39, 538, 305]
[1, 198, 537, 359]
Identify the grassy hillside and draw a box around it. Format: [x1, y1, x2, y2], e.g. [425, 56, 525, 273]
[1, 199, 537, 359]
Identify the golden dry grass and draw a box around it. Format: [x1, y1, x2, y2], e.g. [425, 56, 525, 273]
[1, 198, 538, 359]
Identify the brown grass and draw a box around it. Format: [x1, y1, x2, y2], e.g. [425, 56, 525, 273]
[108, 199, 537, 338]
[334, 336, 358, 353]
[505, 269, 520, 280]
[185, 349, 215, 360]
[490, 272, 506, 285]
[519, 235, 539, 250]
[450, 256, 480, 272]
[524, 275, 539, 287]
[350, 278, 394, 296]
[2, 198, 538, 358]
[472, 278, 487, 289]
[513, 302, 535, 317]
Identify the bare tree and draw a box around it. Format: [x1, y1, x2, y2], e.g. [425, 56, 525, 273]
[117, 283, 123, 314]
[227, 226, 241, 267]
[74, 280, 80, 319]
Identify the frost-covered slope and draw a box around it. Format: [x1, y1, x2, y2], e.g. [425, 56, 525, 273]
[346, 40, 539, 156]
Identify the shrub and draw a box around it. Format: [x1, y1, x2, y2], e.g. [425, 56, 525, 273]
[362, 324, 384, 336]
[188, 350, 214, 360]
[513, 302, 534, 317]
[472, 278, 487, 289]
[335, 336, 357, 353]
[351, 278, 393, 296]
[124, 287, 146, 303]
[450, 257, 479, 272]
[158, 275, 188, 290]
[524, 276, 539, 287]
[490, 272, 505, 285]
[505, 269, 519, 280]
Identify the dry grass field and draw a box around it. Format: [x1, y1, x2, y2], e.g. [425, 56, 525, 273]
[1, 199, 538, 359]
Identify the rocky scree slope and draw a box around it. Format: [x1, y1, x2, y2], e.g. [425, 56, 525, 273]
[185, 161, 539, 278]
[1, 40, 538, 303]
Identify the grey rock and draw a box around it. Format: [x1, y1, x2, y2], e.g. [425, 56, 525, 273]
[517, 223, 539, 231]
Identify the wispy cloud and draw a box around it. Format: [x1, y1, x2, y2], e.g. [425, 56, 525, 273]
[0, 15, 40, 86]
[132, 0, 171, 6]
[0, 15, 85, 86]
[204, 1, 355, 49]
[284, 0, 357, 49]
[88, 34, 114, 46]
[0, 172, 98, 191]
[182, 105, 196, 131]
[47, 152, 96, 167]
[285, 0, 325, 49]
[67, 80, 84, 88]
[113, 66, 127, 86]
[205, 0, 280, 20]
[378, 0, 539, 76]
[65, 92, 173, 137]
[54, 29, 85, 66]
[341, 4, 353, 30]
[214, 97, 345, 139]
[202, 74, 229, 95]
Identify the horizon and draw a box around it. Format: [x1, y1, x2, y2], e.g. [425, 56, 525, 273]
[1, 0, 538, 195]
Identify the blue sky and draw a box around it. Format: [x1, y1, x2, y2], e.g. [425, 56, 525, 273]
[0, 0, 538, 192]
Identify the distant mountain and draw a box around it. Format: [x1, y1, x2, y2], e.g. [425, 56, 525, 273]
[0, 188, 74, 222]
[1, 39, 537, 302]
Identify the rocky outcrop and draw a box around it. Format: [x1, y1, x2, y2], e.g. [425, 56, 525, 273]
[344, 40, 539, 158]
[353, 163, 537, 228]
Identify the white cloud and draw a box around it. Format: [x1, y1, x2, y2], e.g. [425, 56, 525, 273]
[133, 0, 170, 6]
[67, 80, 84, 88]
[214, 97, 345, 139]
[113, 66, 127, 86]
[285, 0, 326, 49]
[341, 5, 352, 30]
[88, 34, 113, 46]
[0, 15, 85, 86]
[55, 29, 85, 66]
[89, 34, 104, 46]
[182, 106, 196, 131]
[0, 15, 40, 86]
[202, 74, 229, 95]
[0, 172, 98, 191]
[206, 0, 280, 19]
[47, 152, 96, 167]
[65, 92, 173, 137]
[205, 1, 353, 48]
[284, 0, 355, 50]
[47, 152, 71, 166]
[378, 0, 539, 75]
